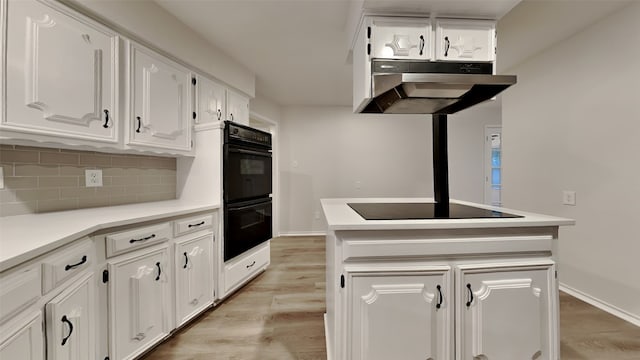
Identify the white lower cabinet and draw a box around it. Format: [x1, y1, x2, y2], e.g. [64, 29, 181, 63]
[45, 273, 95, 360]
[175, 234, 214, 327]
[107, 246, 171, 360]
[347, 267, 452, 360]
[342, 260, 556, 360]
[0, 311, 44, 360]
[458, 262, 556, 360]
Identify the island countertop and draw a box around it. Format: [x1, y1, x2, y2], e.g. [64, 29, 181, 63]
[321, 198, 575, 231]
[0, 200, 219, 272]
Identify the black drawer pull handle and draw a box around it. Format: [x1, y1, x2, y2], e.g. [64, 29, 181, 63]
[136, 116, 142, 133]
[444, 36, 450, 57]
[188, 221, 205, 228]
[61, 315, 73, 346]
[155, 262, 162, 281]
[466, 283, 474, 307]
[65, 255, 87, 271]
[436, 285, 443, 309]
[246, 260, 256, 269]
[183, 252, 189, 269]
[129, 234, 156, 244]
[103, 109, 110, 128]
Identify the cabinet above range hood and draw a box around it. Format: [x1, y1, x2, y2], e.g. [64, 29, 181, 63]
[360, 59, 516, 114]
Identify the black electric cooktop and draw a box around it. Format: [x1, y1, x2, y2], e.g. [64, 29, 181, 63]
[347, 202, 523, 220]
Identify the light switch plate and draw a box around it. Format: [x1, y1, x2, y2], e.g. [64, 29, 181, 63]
[562, 190, 576, 206]
[85, 169, 103, 187]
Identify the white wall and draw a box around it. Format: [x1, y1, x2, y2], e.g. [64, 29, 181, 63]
[71, 0, 255, 97]
[502, 2, 640, 322]
[279, 105, 500, 235]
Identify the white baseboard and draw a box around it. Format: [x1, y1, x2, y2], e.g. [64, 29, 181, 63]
[278, 231, 326, 237]
[560, 283, 640, 327]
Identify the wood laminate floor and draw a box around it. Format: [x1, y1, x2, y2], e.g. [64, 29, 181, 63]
[143, 236, 640, 360]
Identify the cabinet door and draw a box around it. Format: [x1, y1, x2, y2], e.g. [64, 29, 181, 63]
[348, 269, 451, 360]
[458, 262, 557, 360]
[0, 311, 44, 360]
[371, 17, 432, 60]
[130, 44, 192, 152]
[108, 247, 170, 360]
[435, 19, 495, 62]
[196, 76, 226, 124]
[226, 89, 250, 125]
[3, 0, 118, 143]
[175, 234, 214, 326]
[45, 273, 95, 360]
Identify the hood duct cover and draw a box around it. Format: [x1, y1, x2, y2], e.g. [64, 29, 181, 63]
[361, 60, 517, 114]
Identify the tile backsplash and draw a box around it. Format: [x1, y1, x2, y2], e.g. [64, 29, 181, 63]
[0, 145, 177, 217]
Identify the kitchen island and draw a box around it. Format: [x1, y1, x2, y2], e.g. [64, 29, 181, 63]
[321, 198, 574, 360]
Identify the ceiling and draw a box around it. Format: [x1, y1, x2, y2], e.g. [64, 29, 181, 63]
[155, 0, 632, 108]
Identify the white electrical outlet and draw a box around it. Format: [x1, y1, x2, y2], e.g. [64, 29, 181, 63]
[85, 169, 103, 187]
[562, 190, 576, 206]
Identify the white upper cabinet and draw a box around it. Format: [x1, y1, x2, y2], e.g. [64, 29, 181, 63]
[226, 89, 250, 125]
[370, 17, 432, 60]
[128, 43, 193, 154]
[195, 75, 226, 124]
[2, 0, 119, 145]
[435, 19, 496, 62]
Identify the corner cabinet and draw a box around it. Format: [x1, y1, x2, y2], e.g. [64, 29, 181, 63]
[2, 0, 119, 146]
[127, 43, 194, 155]
[0, 311, 44, 360]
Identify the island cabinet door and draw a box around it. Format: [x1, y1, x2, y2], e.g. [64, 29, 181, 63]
[347, 269, 452, 360]
[457, 262, 557, 360]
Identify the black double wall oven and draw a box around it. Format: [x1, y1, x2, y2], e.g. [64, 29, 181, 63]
[223, 121, 272, 262]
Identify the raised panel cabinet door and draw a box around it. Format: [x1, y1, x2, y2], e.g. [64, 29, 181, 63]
[0, 311, 44, 360]
[130, 44, 192, 152]
[45, 273, 95, 360]
[108, 247, 170, 360]
[458, 262, 557, 360]
[196, 76, 226, 124]
[3, 0, 118, 143]
[435, 19, 496, 62]
[370, 17, 432, 60]
[175, 233, 215, 326]
[226, 89, 249, 125]
[348, 270, 452, 360]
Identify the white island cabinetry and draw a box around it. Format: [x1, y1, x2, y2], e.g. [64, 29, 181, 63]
[322, 198, 573, 360]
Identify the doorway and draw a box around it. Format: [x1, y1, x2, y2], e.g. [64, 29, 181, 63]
[484, 126, 502, 206]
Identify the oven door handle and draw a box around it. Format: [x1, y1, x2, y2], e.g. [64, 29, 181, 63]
[228, 148, 272, 157]
[227, 201, 271, 212]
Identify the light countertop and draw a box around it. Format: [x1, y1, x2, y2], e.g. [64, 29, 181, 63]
[0, 200, 219, 272]
[321, 198, 575, 231]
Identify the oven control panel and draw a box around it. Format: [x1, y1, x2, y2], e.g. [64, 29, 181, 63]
[225, 121, 272, 149]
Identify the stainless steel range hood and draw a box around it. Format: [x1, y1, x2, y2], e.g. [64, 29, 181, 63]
[360, 60, 517, 114]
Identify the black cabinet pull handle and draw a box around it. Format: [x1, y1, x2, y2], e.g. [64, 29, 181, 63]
[436, 285, 443, 309]
[183, 252, 189, 269]
[103, 109, 110, 128]
[129, 234, 155, 244]
[466, 283, 474, 307]
[65, 255, 87, 271]
[188, 221, 205, 228]
[61, 315, 73, 346]
[155, 262, 162, 281]
[217, 109, 222, 120]
[444, 36, 450, 57]
[230, 113, 234, 121]
[136, 116, 142, 133]
[419, 35, 425, 56]
[246, 260, 256, 269]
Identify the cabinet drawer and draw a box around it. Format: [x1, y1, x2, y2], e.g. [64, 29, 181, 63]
[42, 239, 94, 294]
[105, 223, 171, 257]
[224, 243, 270, 293]
[174, 214, 214, 237]
[0, 265, 41, 324]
